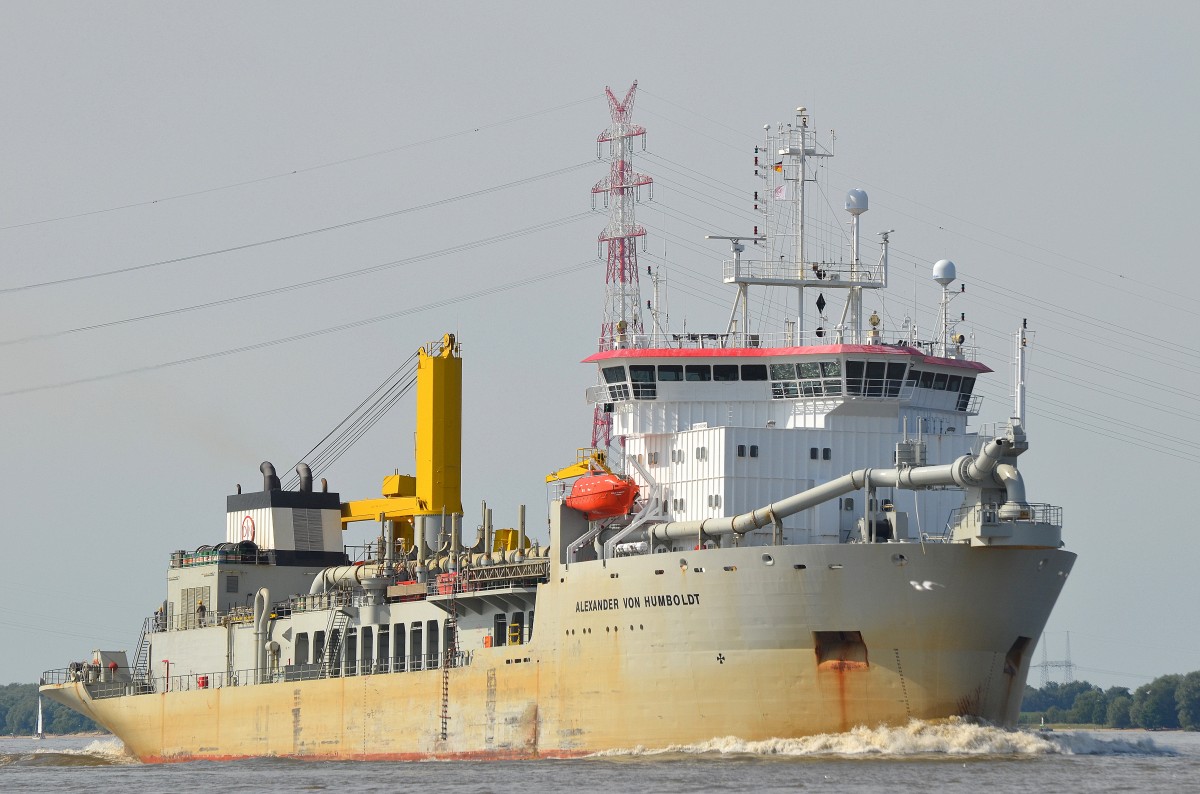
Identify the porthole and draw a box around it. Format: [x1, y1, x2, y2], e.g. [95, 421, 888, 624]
[761, 553, 774, 566]
[891, 553, 908, 566]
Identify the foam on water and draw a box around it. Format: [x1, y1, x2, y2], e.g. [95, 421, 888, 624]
[590, 718, 1174, 758]
[0, 737, 138, 767]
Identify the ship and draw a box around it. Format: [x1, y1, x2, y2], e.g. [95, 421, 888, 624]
[41, 101, 1074, 762]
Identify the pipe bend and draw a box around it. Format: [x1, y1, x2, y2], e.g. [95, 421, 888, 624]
[994, 463, 1031, 519]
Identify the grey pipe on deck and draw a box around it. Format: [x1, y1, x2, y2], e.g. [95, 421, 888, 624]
[648, 438, 1021, 543]
[253, 588, 270, 684]
[309, 565, 371, 595]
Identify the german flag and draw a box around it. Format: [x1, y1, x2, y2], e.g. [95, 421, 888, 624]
[773, 161, 783, 172]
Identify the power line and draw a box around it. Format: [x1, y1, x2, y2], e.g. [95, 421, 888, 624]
[0, 260, 596, 398]
[0, 213, 592, 347]
[0, 161, 594, 295]
[0, 94, 601, 232]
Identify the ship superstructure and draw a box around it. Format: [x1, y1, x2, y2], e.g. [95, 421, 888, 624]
[41, 102, 1074, 762]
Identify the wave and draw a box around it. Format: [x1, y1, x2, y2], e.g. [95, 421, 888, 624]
[589, 718, 1174, 758]
[0, 738, 138, 767]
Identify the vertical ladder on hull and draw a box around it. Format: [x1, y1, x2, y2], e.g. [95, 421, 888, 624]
[440, 580, 459, 739]
[133, 616, 152, 682]
[319, 609, 351, 678]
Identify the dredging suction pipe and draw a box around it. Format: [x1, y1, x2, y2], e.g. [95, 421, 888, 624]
[253, 587, 270, 684]
[309, 565, 372, 595]
[648, 437, 1024, 542]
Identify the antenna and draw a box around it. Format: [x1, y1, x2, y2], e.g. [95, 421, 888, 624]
[845, 189, 868, 343]
[932, 259, 957, 357]
[1013, 320, 1035, 427]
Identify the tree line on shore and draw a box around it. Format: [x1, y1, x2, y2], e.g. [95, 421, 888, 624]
[1, 683, 100, 735]
[1021, 671, 1200, 729]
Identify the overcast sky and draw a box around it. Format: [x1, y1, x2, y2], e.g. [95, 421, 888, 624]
[2, 2, 1198, 693]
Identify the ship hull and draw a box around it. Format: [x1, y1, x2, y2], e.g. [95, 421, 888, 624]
[45, 542, 1074, 761]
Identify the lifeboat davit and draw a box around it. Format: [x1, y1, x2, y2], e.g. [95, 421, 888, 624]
[565, 473, 640, 520]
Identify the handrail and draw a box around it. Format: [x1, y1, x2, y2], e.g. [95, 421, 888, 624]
[42, 648, 477, 699]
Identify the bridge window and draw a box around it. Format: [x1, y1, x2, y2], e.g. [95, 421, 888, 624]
[602, 365, 626, 383]
[685, 364, 711, 381]
[630, 365, 657, 399]
[933, 372, 948, 390]
[846, 360, 865, 395]
[821, 361, 842, 395]
[770, 363, 796, 380]
[865, 361, 886, 396]
[957, 376, 976, 411]
[772, 359, 841, 399]
[886, 362, 907, 396]
[741, 364, 768, 381]
[737, 444, 747, 458]
[713, 364, 739, 382]
[603, 365, 630, 402]
[919, 371, 935, 389]
[658, 364, 683, 381]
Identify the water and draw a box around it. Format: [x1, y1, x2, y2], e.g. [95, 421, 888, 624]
[2, 721, 1195, 793]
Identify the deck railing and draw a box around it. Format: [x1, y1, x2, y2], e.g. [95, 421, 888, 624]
[42, 648, 476, 700]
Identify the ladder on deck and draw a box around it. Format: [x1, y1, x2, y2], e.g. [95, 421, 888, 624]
[319, 609, 351, 677]
[133, 616, 152, 681]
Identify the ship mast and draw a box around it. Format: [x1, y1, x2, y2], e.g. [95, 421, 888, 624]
[714, 108, 897, 347]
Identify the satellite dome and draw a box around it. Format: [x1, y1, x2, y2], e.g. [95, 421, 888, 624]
[845, 188, 868, 216]
[932, 259, 957, 286]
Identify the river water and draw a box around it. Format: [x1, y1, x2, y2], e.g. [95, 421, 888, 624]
[2, 720, 1196, 793]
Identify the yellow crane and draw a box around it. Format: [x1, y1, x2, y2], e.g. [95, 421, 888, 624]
[339, 334, 463, 529]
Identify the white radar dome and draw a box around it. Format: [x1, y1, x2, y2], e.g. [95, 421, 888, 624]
[845, 188, 869, 215]
[932, 259, 957, 286]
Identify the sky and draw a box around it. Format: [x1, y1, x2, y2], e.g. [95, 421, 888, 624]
[1, 1, 1198, 692]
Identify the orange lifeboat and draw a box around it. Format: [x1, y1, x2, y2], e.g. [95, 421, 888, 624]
[565, 473, 640, 520]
